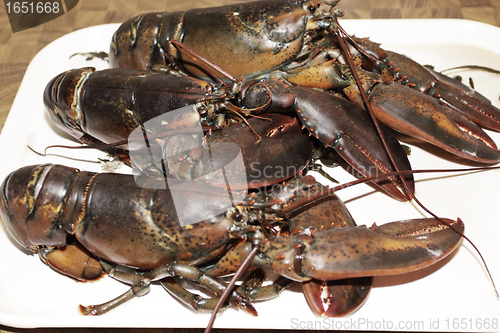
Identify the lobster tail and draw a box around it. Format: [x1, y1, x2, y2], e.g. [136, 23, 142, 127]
[0, 164, 85, 250]
[44, 68, 96, 143]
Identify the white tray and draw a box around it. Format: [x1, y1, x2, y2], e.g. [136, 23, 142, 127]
[1, 19, 500, 331]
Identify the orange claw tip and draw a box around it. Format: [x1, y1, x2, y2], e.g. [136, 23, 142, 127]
[79, 304, 96, 316]
[302, 278, 372, 317]
[241, 300, 258, 316]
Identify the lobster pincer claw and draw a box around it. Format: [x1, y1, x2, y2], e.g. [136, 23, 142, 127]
[261, 217, 464, 282]
[288, 85, 415, 201]
[301, 277, 372, 317]
[385, 50, 500, 133]
[288, 185, 372, 317]
[369, 82, 500, 163]
[240, 80, 414, 201]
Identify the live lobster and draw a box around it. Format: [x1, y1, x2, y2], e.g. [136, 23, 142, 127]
[0, 164, 465, 317]
[109, 0, 500, 163]
[43, 66, 413, 200]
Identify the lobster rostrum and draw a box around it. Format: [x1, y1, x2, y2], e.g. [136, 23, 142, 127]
[108, 0, 500, 164]
[0, 164, 465, 317]
[43, 66, 414, 200]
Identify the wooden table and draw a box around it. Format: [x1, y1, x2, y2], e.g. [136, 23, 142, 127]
[0, 0, 499, 332]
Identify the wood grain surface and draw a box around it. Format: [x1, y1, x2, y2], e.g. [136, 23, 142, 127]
[0, 0, 499, 332]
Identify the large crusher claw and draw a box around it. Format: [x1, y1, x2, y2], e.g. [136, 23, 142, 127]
[262, 217, 464, 281]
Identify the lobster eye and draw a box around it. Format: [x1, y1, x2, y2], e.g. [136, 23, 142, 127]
[303, 1, 317, 13]
[231, 210, 243, 222]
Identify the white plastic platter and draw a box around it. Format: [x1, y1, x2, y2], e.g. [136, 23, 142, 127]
[0, 19, 500, 331]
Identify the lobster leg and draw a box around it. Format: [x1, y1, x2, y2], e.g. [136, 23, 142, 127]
[81, 261, 257, 316]
[237, 272, 294, 303]
[164, 268, 293, 309]
[80, 261, 152, 315]
[160, 277, 231, 311]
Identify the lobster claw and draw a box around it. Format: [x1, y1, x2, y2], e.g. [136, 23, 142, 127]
[301, 277, 372, 317]
[263, 217, 464, 282]
[330, 38, 500, 163]
[288, 85, 414, 201]
[385, 50, 500, 132]
[369, 82, 500, 163]
[240, 79, 413, 201]
[333, 61, 500, 164]
[287, 186, 372, 317]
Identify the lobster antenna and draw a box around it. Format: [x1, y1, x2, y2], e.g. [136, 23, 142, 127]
[440, 65, 500, 75]
[266, 166, 499, 214]
[34, 126, 213, 156]
[334, 18, 499, 298]
[27, 145, 102, 164]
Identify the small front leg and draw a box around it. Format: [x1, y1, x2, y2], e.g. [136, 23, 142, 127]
[79, 260, 257, 316]
[160, 277, 229, 312]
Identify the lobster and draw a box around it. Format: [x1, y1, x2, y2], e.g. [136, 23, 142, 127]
[43, 66, 414, 201]
[108, 0, 500, 164]
[0, 163, 465, 318]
